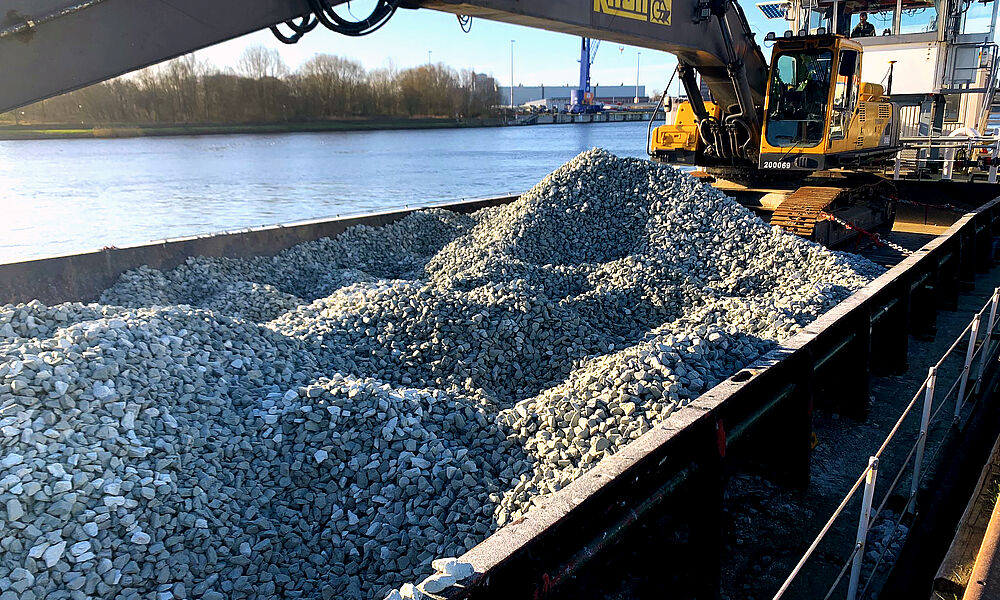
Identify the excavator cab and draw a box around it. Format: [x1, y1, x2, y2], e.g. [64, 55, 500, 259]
[759, 35, 900, 170]
[650, 34, 900, 173]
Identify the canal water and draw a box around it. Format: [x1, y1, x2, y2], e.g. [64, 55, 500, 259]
[0, 121, 658, 263]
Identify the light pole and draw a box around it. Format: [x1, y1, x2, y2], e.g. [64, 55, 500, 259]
[634, 52, 641, 104]
[428, 50, 432, 65]
[510, 39, 516, 108]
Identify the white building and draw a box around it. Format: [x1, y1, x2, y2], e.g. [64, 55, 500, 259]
[499, 85, 647, 107]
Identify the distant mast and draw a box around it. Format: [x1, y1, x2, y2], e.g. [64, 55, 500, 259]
[571, 38, 603, 113]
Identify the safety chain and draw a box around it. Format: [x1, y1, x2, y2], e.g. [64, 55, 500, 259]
[819, 212, 915, 257]
[893, 196, 958, 212]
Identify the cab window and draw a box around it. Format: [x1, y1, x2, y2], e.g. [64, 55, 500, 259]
[765, 50, 833, 148]
[830, 49, 860, 140]
[899, 0, 940, 34]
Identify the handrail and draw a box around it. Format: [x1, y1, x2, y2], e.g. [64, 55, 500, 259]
[771, 466, 875, 599]
[892, 138, 1000, 182]
[874, 382, 927, 459]
[822, 544, 862, 600]
[773, 287, 1000, 600]
[900, 137, 1000, 144]
[645, 67, 677, 158]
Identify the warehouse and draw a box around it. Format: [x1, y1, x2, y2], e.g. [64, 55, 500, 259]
[498, 84, 647, 107]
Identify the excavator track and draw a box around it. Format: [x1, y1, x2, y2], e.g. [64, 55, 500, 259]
[767, 179, 897, 246]
[704, 166, 807, 187]
[770, 186, 844, 237]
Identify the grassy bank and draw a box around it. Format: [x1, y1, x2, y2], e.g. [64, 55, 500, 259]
[0, 117, 506, 140]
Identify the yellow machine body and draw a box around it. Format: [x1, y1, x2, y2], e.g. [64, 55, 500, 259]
[649, 101, 721, 163]
[759, 35, 899, 171]
[649, 35, 899, 173]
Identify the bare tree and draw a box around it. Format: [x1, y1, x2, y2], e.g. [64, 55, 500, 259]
[4, 50, 500, 125]
[237, 46, 288, 80]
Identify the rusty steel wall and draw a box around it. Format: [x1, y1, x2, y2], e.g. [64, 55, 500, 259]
[0, 196, 516, 306]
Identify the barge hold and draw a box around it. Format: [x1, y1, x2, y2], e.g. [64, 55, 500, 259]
[395, 182, 1000, 599]
[0, 151, 883, 599]
[0, 149, 999, 599]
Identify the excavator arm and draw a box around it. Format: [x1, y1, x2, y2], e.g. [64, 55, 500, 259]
[0, 0, 767, 161]
[417, 0, 768, 162]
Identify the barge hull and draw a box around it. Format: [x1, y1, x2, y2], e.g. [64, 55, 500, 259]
[2, 188, 999, 597]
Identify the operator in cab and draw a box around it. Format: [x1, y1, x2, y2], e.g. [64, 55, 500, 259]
[851, 12, 876, 37]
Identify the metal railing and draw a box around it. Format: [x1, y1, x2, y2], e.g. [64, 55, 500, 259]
[892, 136, 1000, 183]
[773, 287, 1000, 600]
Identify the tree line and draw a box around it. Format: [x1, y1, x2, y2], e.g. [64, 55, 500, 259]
[3, 46, 502, 125]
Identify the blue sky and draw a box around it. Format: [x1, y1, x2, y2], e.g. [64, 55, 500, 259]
[194, 4, 781, 95]
[193, 3, 998, 93]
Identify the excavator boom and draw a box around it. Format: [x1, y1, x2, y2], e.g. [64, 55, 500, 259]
[0, 0, 768, 162]
[418, 1, 767, 110]
[0, 0, 311, 113]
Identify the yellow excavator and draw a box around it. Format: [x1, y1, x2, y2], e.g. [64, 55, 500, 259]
[0, 0, 903, 244]
[651, 32, 901, 244]
[652, 35, 900, 171]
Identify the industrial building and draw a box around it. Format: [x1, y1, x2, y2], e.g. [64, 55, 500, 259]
[499, 85, 647, 107]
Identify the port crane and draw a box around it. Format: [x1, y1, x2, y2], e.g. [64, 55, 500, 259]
[0, 0, 994, 241]
[570, 38, 603, 114]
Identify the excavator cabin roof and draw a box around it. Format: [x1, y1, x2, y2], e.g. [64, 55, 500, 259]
[765, 32, 864, 53]
[772, 33, 863, 47]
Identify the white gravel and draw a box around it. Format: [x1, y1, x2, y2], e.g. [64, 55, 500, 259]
[0, 149, 882, 599]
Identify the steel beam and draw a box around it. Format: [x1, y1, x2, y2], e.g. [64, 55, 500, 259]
[0, 0, 770, 122]
[419, 0, 769, 113]
[0, 0, 312, 112]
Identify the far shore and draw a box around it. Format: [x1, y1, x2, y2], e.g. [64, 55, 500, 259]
[0, 110, 661, 141]
[0, 116, 508, 140]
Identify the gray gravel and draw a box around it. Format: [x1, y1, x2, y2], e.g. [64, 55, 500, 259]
[0, 149, 882, 599]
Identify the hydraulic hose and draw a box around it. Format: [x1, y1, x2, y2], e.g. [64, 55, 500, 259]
[308, 0, 399, 37]
[270, 14, 319, 44]
[270, 0, 400, 43]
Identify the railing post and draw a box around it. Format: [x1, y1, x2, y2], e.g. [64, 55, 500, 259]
[976, 288, 1000, 394]
[957, 313, 982, 422]
[893, 151, 902, 180]
[990, 139, 999, 184]
[909, 367, 936, 515]
[847, 457, 879, 600]
[966, 140, 975, 181]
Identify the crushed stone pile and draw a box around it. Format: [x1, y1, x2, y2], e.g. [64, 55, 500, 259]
[0, 149, 883, 600]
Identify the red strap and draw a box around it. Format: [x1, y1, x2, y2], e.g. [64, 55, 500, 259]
[819, 212, 884, 247]
[895, 197, 957, 210]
